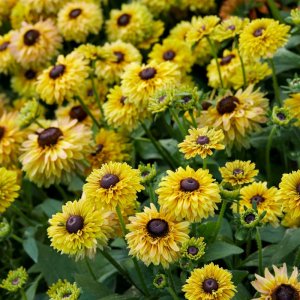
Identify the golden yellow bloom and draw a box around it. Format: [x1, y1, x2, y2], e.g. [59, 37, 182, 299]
[282, 212, 300, 228]
[157, 166, 221, 222]
[126, 204, 189, 268]
[179, 0, 216, 13]
[58, 1, 103, 43]
[183, 263, 236, 300]
[284, 93, 300, 126]
[148, 38, 194, 72]
[83, 161, 144, 211]
[11, 67, 41, 97]
[20, 118, 93, 187]
[178, 127, 225, 159]
[279, 170, 300, 219]
[187, 16, 220, 44]
[0, 167, 20, 213]
[103, 85, 147, 132]
[9, 19, 62, 67]
[0, 111, 24, 168]
[20, 0, 67, 14]
[48, 199, 113, 260]
[36, 52, 90, 105]
[0, 32, 15, 74]
[207, 49, 240, 89]
[105, 3, 163, 48]
[211, 16, 249, 42]
[95, 40, 142, 84]
[235, 182, 282, 226]
[219, 160, 258, 186]
[140, 0, 176, 15]
[251, 263, 300, 300]
[121, 61, 180, 107]
[199, 85, 269, 151]
[239, 18, 290, 59]
[88, 128, 130, 169]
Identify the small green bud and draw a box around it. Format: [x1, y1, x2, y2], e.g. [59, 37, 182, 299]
[138, 163, 156, 184]
[240, 209, 260, 228]
[219, 181, 240, 201]
[153, 274, 167, 289]
[271, 106, 292, 126]
[0, 218, 10, 241]
[0, 267, 28, 292]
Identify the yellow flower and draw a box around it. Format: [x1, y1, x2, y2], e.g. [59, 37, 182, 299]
[83, 161, 144, 211]
[0, 167, 20, 214]
[105, 3, 158, 47]
[140, 0, 176, 15]
[36, 52, 90, 105]
[21, 0, 68, 14]
[157, 166, 221, 222]
[47, 199, 113, 260]
[234, 182, 282, 226]
[103, 85, 146, 132]
[95, 40, 142, 84]
[178, 126, 225, 159]
[251, 263, 300, 300]
[187, 16, 220, 44]
[121, 61, 180, 107]
[279, 170, 300, 219]
[11, 67, 41, 97]
[57, 1, 103, 43]
[281, 212, 300, 228]
[284, 93, 300, 126]
[179, 0, 216, 13]
[219, 160, 258, 186]
[125, 203, 189, 269]
[0, 32, 15, 74]
[211, 16, 249, 42]
[183, 263, 236, 300]
[239, 18, 290, 59]
[148, 38, 194, 73]
[20, 118, 93, 187]
[199, 85, 269, 151]
[0, 111, 24, 168]
[9, 19, 62, 67]
[88, 128, 130, 169]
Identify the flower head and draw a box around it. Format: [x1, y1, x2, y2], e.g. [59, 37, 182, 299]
[284, 93, 300, 126]
[126, 204, 189, 268]
[181, 237, 206, 261]
[157, 166, 221, 222]
[153, 274, 167, 289]
[47, 279, 81, 300]
[183, 263, 236, 300]
[272, 106, 292, 126]
[0, 217, 10, 240]
[18, 99, 40, 128]
[0, 32, 15, 74]
[240, 208, 261, 228]
[148, 86, 174, 113]
[0, 267, 28, 292]
[138, 163, 156, 184]
[179, 127, 225, 159]
[48, 199, 113, 260]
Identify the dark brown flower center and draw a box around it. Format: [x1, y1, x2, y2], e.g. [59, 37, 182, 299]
[120, 96, 126, 104]
[233, 168, 244, 175]
[0, 126, 5, 141]
[69, 8, 82, 19]
[114, 51, 125, 63]
[203, 278, 219, 294]
[227, 25, 236, 30]
[202, 101, 212, 110]
[12, 278, 19, 285]
[180, 177, 200, 192]
[296, 183, 300, 194]
[163, 50, 176, 61]
[146, 218, 169, 238]
[158, 95, 166, 102]
[156, 276, 163, 285]
[183, 96, 192, 103]
[87, 89, 93, 97]
[187, 246, 199, 255]
[24, 29, 40, 46]
[49, 64, 66, 79]
[277, 112, 286, 121]
[69, 105, 87, 122]
[250, 195, 265, 205]
[244, 213, 256, 224]
[272, 284, 299, 300]
[196, 135, 210, 145]
[117, 13, 131, 26]
[139, 67, 157, 80]
[220, 54, 236, 66]
[66, 215, 84, 234]
[0, 41, 9, 51]
[142, 171, 150, 177]
[100, 173, 119, 189]
[63, 293, 72, 298]
[253, 27, 264, 37]
[217, 96, 239, 115]
[38, 127, 63, 147]
[94, 144, 104, 155]
[25, 69, 37, 80]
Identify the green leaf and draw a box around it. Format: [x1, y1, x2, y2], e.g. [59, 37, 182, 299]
[260, 225, 286, 243]
[202, 241, 244, 262]
[273, 48, 300, 74]
[232, 283, 252, 300]
[231, 270, 249, 285]
[23, 238, 38, 263]
[37, 199, 62, 218]
[26, 274, 42, 300]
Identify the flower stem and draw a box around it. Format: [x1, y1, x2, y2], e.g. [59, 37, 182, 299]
[255, 227, 263, 275]
[85, 257, 97, 281]
[212, 200, 227, 241]
[206, 37, 224, 88]
[238, 48, 247, 88]
[147, 184, 156, 204]
[20, 288, 28, 300]
[202, 158, 207, 170]
[55, 184, 69, 202]
[269, 58, 282, 106]
[189, 110, 198, 128]
[141, 122, 177, 170]
[266, 0, 284, 23]
[167, 287, 180, 300]
[266, 126, 277, 182]
[11, 234, 23, 244]
[167, 268, 178, 298]
[170, 108, 187, 137]
[76, 96, 101, 128]
[33, 119, 45, 129]
[116, 205, 127, 236]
